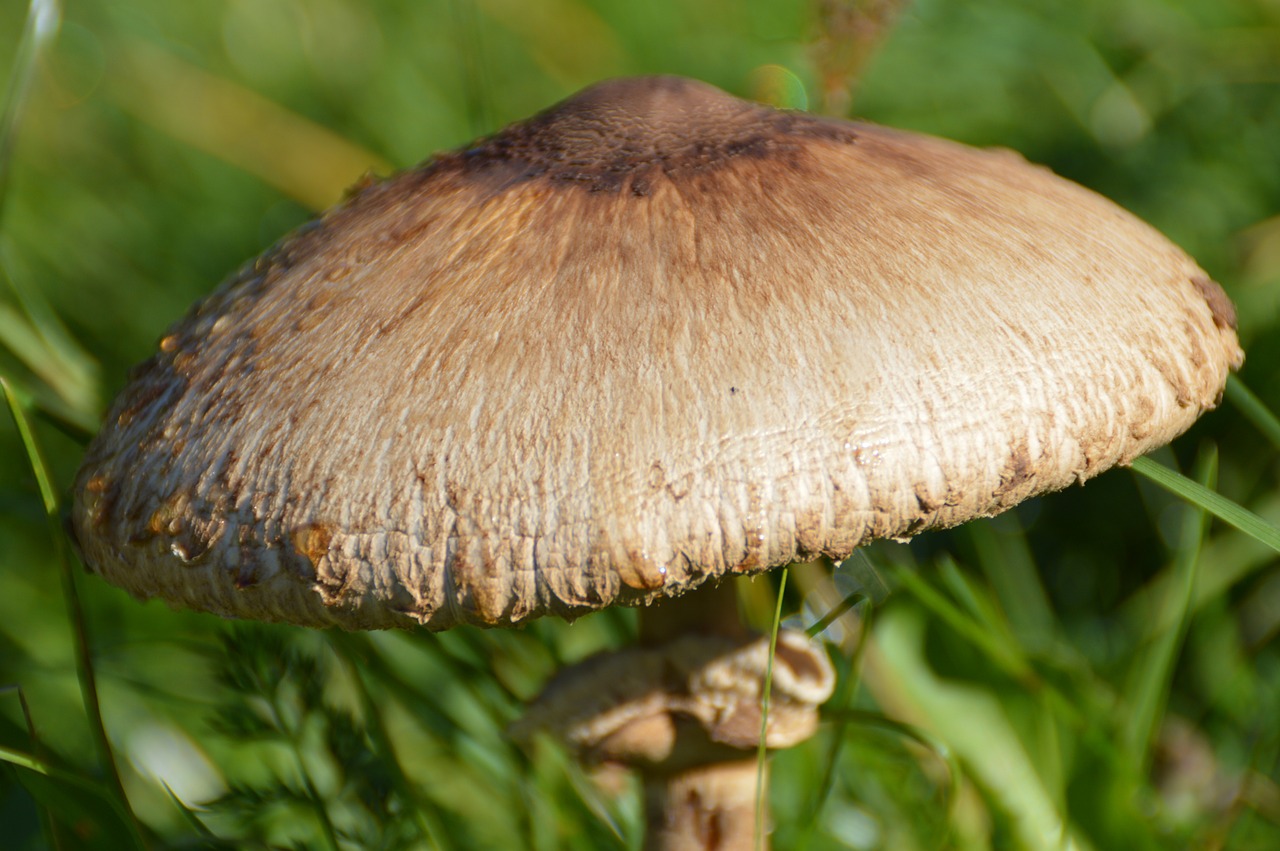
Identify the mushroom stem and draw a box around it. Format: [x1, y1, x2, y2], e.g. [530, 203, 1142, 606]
[643, 757, 765, 851]
[514, 578, 833, 850]
[635, 579, 769, 851]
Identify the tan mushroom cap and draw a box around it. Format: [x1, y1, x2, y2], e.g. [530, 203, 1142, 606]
[71, 76, 1242, 631]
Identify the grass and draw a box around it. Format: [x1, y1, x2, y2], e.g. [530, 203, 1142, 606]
[2, 0, 1280, 848]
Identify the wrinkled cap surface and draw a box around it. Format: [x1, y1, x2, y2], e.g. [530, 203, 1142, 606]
[72, 76, 1243, 630]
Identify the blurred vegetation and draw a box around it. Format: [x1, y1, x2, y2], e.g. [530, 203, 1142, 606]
[2, 0, 1279, 848]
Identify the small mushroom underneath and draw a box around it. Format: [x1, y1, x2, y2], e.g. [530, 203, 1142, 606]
[512, 629, 835, 764]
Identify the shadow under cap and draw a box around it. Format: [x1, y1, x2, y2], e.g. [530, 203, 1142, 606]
[70, 76, 1243, 631]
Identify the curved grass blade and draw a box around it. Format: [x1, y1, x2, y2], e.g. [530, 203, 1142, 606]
[1226, 377, 1280, 451]
[794, 606, 875, 851]
[819, 707, 962, 811]
[1130, 455, 1280, 553]
[892, 563, 1032, 682]
[755, 567, 789, 851]
[0, 0, 60, 228]
[0, 743, 140, 810]
[158, 782, 274, 850]
[0, 0, 100, 433]
[8, 684, 69, 849]
[966, 513, 1056, 650]
[0, 689, 146, 848]
[805, 589, 865, 639]
[873, 607, 1091, 851]
[107, 39, 389, 211]
[1123, 447, 1215, 774]
[2, 379, 149, 849]
[0, 250, 101, 435]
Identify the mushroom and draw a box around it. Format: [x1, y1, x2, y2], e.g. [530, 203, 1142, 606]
[71, 76, 1241, 849]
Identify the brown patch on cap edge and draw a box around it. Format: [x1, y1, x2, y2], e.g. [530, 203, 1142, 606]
[1190, 275, 1237, 331]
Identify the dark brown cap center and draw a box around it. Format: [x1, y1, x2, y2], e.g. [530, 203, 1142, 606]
[448, 76, 857, 194]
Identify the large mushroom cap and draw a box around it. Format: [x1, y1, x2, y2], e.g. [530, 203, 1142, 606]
[72, 76, 1242, 631]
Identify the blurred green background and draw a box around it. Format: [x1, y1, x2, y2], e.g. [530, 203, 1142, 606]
[1, 0, 1279, 848]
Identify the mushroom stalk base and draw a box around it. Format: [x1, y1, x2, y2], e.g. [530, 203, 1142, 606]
[644, 758, 767, 851]
[637, 583, 769, 850]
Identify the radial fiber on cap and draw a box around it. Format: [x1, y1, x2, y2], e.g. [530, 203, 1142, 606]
[71, 76, 1243, 630]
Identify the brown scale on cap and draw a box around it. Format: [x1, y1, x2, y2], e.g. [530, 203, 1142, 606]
[71, 76, 1242, 631]
[1190, 274, 1238, 332]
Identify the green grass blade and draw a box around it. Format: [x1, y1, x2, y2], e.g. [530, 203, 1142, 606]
[755, 566, 788, 851]
[2, 379, 149, 850]
[795, 609, 874, 851]
[804, 589, 865, 638]
[1225, 377, 1280, 451]
[0, 0, 101, 434]
[0, 255, 102, 431]
[0, 743, 140, 807]
[158, 783, 218, 841]
[893, 564, 1032, 681]
[937, 555, 1024, 654]
[1123, 447, 1215, 773]
[0, 743, 52, 774]
[873, 607, 1088, 851]
[818, 708, 960, 808]
[0, 0, 61, 229]
[2, 744, 157, 846]
[449, 0, 493, 136]
[1130, 455, 1280, 553]
[1, 378, 56, 511]
[0, 690, 145, 845]
[967, 514, 1056, 649]
[9, 685, 68, 850]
